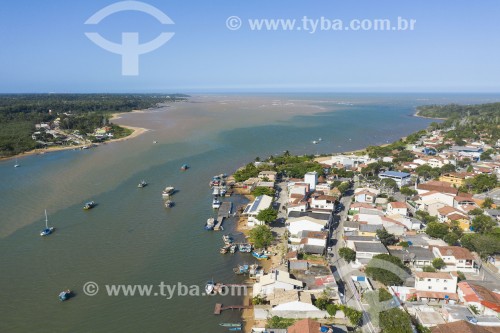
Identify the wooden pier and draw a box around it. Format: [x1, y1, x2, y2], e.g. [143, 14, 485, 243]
[214, 202, 232, 231]
[214, 303, 250, 315]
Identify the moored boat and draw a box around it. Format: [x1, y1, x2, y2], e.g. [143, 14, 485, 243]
[212, 197, 221, 209]
[252, 251, 269, 260]
[222, 234, 233, 244]
[205, 217, 215, 230]
[205, 280, 215, 294]
[40, 209, 55, 236]
[58, 289, 72, 301]
[165, 200, 174, 208]
[238, 243, 252, 253]
[228, 328, 242, 331]
[162, 186, 175, 197]
[233, 264, 249, 275]
[219, 323, 242, 327]
[220, 245, 231, 254]
[180, 164, 189, 171]
[83, 201, 96, 210]
[137, 180, 147, 188]
[229, 244, 237, 253]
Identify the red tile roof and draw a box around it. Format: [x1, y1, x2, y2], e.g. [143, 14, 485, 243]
[288, 318, 321, 333]
[431, 320, 500, 333]
[437, 246, 474, 260]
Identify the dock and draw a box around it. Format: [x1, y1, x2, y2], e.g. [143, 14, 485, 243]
[214, 202, 232, 231]
[214, 303, 250, 315]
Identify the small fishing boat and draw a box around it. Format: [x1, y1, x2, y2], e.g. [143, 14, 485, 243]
[14, 157, 20, 168]
[222, 234, 233, 244]
[312, 140, 318, 144]
[212, 197, 221, 209]
[205, 280, 215, 295]
[238, 243, 252, 253]
[219, 323, 242, 327]
[229, 244, 237, 254]
[252, 251, 269, 260]
[233, 264, 249, 275]
[180, 164, 189, 171]
[40, 209, 55, 236]
[137, 180, 147, 188]
[219, 186, 227, 196]
[153, 141, 158, 144]
[220, 245, 230, 254]
[228, 328, 242, 331]
[162, 186, 175, 197]
[318, 137, 322, 141]
[58, 289, 72, 301]
[212, 187, 220, 196]
[165, 200, 174, 208]
[205, 218, 215, 230]
[83, 201, 96, 210]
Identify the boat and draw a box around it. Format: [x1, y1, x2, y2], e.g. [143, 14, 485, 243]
[58, 289, 72, 301]
[228, 328, 242, 331]
[137, 180, 147, 188]
[220, 245, 230, 254]
[219, 323, 242, 327]
[83, 201, 96, 210]
[230, 244, 237, 253]
[222, 234, 233, 244]
[165, 200, 174, 208]
[40, 209, 55, 236]
[219, 186, 227, 196]
[205, 217, 215, 230]
[252, 251, 269, 260]
[14, 157, 20, 168]
[233, 264, 249, 275]
[210, 176, 221, 187]
[312, 140, 318, 144]
[180, 164, 189, 171]
[205, 280, 215, 295]
[238, 243, 252, 253]
[153, 141, 158, 144]
[212, 187, 220, 196]
[162, 186, 175, 197]
[212, 197, 221, 209]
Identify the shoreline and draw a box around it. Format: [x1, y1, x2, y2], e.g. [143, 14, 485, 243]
[0, 112, 150, 162]
[413, 110, 447, 120]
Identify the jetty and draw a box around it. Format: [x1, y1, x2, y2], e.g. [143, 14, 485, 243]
[214, 303, 250, 315]
[214, 202, 232, 231]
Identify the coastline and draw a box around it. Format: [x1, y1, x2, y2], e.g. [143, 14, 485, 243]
[0, 112, 149, 162]
[413, 110, 447, 120]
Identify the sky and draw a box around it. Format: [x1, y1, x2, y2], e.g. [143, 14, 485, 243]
[0, 0, 500, 93]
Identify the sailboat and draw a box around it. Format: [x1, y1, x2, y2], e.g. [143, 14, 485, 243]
[40, 209, 55, 236]
[14, 157, 20, 168]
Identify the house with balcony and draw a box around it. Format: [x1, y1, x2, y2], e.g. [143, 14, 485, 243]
[432, 246, 478, 273]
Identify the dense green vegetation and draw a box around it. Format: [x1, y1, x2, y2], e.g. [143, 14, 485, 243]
[249, 225, 274, 249]
[265, 316, 296, 329]
[365, 254, 410, 286]
[338, 247, 356, 263]
[0, 93, 188, 157]
[256, 207, 278, 224]
[416, 103, 500, 145]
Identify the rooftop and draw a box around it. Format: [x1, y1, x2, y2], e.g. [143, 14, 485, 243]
[415, 271, 455, 279]
[436, 246, 474, 260]
[379, 171, 411, 178]
[431, 320, 500, 333]
[354, 241, 388, 254]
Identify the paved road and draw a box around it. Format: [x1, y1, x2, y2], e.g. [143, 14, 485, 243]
[328, 190, 376, 333]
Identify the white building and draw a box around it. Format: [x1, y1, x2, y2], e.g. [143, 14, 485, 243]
[432, 246, 478, 273]
[243, 195, 273, 227]
[378, 171, 411, 187]
[253, 270, 303, 297]
[387, 202, 408, 216]
[415, 271, 458, 293]
[288, 216, 328, 237]
[304, 172, 318, 192]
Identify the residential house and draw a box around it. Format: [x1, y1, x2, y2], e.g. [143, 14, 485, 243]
[310, 193, 336, 212]
[387, 201, 408, 216]
[288, 216, 328, 237]
[258, 170, 277, 181]
[304, 171, 318, 191]
[439, 173, 472, 187]
[414, 271, 458, 302]
[457, 282, 500, 316]
[417, 180, 459, 196]
[354, 188, 379, 203]
[295, 230, 328, 255]
[243, 195, 273, 227]
[253, 270, 304, 297]
[431, 321, 500, 333]
[389, 246, 435, 269]
[353, 241, 389, 261]
[432, 246, 478, 273]
[358, 224, 384, 236]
